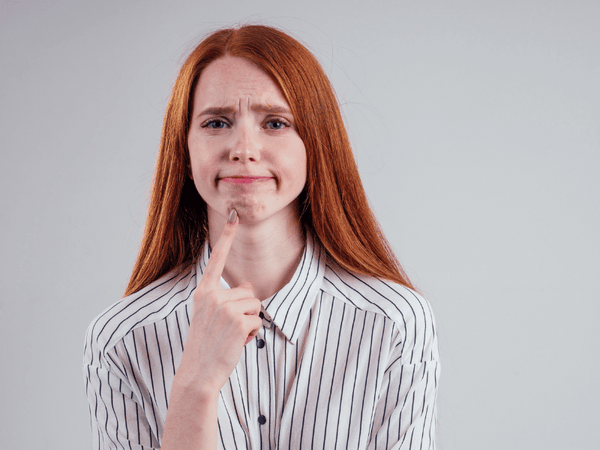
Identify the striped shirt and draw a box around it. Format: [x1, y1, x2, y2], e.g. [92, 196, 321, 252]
[83, 233, 439, 449]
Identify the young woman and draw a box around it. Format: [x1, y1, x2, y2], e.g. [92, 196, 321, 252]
[84, 25, 439, 450]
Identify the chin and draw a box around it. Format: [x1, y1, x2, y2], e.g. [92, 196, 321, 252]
[225, 198, 267, 221]
[233, 200, 301, 225]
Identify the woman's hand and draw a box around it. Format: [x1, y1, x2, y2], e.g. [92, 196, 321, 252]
[175, 209, 263, 394]
[162, 210, 262, 450]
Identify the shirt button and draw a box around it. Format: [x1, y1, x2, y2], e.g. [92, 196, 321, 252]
[256, 339, 265, 349]
[258, 415, 267, 425]
[259, 311, 265, 319]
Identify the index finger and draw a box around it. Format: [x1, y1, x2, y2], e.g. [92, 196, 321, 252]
[202, 209, 239, 287]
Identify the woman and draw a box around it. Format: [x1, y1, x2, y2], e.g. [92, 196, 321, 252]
[84, 25, 439, 450]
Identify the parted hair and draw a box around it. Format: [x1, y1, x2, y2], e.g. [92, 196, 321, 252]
[124, 25, 414, 296]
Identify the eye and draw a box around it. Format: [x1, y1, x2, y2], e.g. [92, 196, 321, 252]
[201, 119, 229, 129]
[264, 118, 290, 130]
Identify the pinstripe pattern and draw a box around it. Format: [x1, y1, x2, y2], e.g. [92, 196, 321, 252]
[83, 234, 439, 449]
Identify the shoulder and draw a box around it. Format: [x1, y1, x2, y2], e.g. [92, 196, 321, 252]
[322, 258, 434, 325]
[322, 258, 438, 363]
[83, 264, 197, 367]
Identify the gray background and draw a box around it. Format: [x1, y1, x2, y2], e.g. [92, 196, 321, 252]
[1, 0, 598, 449]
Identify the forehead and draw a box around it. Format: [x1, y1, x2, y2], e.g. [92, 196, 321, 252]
[192, 56, 289, 109]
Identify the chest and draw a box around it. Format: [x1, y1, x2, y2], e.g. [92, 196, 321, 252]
[217, 300, 395, 449]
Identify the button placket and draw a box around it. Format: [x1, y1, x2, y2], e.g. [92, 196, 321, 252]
[254, 322, 271, 441]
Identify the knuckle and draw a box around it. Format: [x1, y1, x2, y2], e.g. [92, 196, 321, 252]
[231, 316, 245, 333]
[222, 301, 236, 316]
[220, 300, 231, 312]
[209, 292, 224, 307]
[195, 288, 220, 307]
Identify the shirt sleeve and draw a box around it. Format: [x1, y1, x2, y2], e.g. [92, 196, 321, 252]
[84, 348, 161, 450]
[367, 297, 440, 450]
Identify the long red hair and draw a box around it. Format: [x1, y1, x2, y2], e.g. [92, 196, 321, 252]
[124, 25, 414, 296]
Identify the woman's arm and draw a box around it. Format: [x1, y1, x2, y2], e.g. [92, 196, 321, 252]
[367, 293, 440, 450]
[160, 381, 219, 450]
[160, 212, 262, 449]
[368, 358, 440, 449]
[84, 212, 262, 450]
[84, 363, 159, 450]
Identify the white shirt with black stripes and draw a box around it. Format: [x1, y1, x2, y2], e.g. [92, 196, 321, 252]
[83, 233, 440, 449]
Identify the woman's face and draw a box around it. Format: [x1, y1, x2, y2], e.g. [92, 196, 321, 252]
[188, 56, 307, 226]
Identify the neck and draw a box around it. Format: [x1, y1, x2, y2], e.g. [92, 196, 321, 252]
[207, 208, 305, 301]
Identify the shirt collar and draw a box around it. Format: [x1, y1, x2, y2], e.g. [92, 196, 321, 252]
[197, 232, 325, 344]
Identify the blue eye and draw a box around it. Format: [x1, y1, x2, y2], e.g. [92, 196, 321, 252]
[203, 119, 228, 129]
[265, 119, 288, 130]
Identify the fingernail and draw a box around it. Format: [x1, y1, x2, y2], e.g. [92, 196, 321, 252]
[227, 208, 238, 224]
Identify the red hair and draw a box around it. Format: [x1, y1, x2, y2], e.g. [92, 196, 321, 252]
[125, 25, 414, 296]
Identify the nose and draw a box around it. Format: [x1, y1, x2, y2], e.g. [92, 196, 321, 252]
[229, 124, 260, 163]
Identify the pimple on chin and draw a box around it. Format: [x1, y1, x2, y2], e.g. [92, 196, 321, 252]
[226, 200, 267, 218]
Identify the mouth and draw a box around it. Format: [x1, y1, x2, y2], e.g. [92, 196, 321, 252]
[220, 176, 274, 185]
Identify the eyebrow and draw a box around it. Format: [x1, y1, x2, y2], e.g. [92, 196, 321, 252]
[251, 104, 291, 115]
[195, 104, 292, 119]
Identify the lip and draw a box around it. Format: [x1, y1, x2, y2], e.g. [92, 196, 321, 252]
[220, 176, 274, 184]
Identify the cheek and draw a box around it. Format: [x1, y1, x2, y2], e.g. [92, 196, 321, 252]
[188, 135, 213, 174]
[189, 151, 214, 183]
[292, 145, 308, 187]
